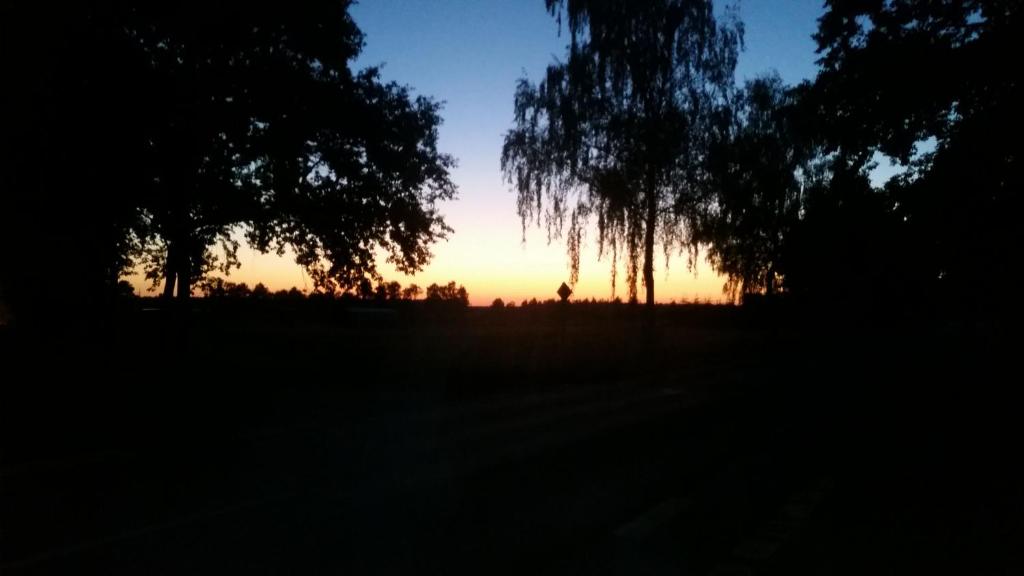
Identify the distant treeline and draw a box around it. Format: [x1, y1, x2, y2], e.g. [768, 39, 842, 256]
[488, 296, 724, 308]
[121, 279, 729, 309]
[130, 279, 470, 306]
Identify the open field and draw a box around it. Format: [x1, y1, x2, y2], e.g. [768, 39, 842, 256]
[2, 302, 1021, 574]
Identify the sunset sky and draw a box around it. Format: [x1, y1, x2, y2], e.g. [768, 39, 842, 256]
[130, 1, 832, 305]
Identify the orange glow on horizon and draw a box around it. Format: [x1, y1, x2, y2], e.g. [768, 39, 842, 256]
[127, 181, 731, 305]
[128, 228, 731, 306]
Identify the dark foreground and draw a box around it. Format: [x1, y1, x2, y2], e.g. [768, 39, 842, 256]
[1, 302, 1021, 574]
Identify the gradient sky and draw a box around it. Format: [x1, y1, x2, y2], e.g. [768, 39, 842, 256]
[130, 1, 828, 304]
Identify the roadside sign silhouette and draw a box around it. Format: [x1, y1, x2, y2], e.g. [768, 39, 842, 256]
[557, 282, 572, 302]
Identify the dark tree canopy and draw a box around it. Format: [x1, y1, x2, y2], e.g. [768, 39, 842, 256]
[813, 0, 1005, 162]
[807, 0, 1023, 309]
[696, 0, 1023, 308]
[425, 281, 469, 306]
[0, 0, 456, 322]
[132, 1, 456, 298]
[699, 75, 807, 298]
[502, 0, 742, 305]
[1, 2, 155, 324]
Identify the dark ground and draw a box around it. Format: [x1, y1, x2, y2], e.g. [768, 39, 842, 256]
[1, 301, 1021, 574]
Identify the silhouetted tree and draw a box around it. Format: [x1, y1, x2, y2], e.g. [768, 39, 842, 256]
[425, 282, 469, 306]
[784, 154, 894, 304]
[700, 75, 807, 298]
[401, 283, 423, 301]
[502, 0, 742, 305]
[1, 1, 456, 318]
[356, 278, 375, 300]
[134, 2, 457, 299]
[1, 3, 154, 325]
[202, 279, 229, 298]
[491, 298, 505, 308]
[808, 0, 1023, 312]
[227, 283, 252, 299]
[372, 280, 402, 301]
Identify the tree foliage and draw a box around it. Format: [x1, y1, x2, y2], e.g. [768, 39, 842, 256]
[401, 284, 423, 301]
[806, 0, 1023, 308]
[699, 1, 1023, 310]
[134, 2, 456, 298]
[0, 1, 456, 319]
[501, 0, 742, 305]
[425, 281, 469, 306]
[1, 2, 155, 323]
[699, 75, 807, 298]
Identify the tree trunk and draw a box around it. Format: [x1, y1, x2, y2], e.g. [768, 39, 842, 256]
[176, 248, 191, 300]
[161, 239, 192, 300]
[765, 264, 776, 297]
[162, 242, 177, 299]
[643, 187, 657, 307]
